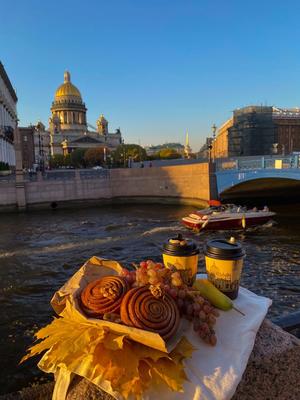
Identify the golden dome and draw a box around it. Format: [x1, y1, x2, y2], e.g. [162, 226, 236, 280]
[54, 71, 82, 100]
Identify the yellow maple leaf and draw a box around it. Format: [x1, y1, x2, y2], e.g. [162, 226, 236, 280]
[170, 336, 196, 364]
[21, 312, 194, 399]
[151, 357, 187, 392]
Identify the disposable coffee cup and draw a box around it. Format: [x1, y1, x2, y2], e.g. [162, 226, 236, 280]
[204, 238, 245, 299]
[162, 234, 199, 285]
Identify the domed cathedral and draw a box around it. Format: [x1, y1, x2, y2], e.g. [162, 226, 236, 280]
[49, 71, 122, 156]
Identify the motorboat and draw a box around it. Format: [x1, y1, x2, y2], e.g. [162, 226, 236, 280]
[182, 201, 276, 231]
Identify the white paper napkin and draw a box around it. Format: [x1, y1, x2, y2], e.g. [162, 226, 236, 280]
[143, 285, 272, 400]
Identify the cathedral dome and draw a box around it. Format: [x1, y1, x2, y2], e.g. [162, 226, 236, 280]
[54, 71, 82, 101]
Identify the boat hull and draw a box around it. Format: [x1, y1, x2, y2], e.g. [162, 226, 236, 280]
[182, 213, 275, 231]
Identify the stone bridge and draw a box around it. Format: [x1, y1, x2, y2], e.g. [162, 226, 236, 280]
[215, 155, 300, 199]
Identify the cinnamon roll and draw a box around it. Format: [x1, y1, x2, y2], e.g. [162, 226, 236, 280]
[80, 276, 129, 317]
[120, 286, 180, 341]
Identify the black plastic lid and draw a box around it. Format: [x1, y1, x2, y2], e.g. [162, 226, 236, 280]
[163, 234, 199, 256]
[204, 238, 245, 260]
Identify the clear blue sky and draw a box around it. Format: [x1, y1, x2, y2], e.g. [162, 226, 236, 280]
[2, 0, 300, 151]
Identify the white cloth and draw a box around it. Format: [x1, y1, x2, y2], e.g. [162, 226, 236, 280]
[51, 260, 272, 400]
[144, 285, 272, 400]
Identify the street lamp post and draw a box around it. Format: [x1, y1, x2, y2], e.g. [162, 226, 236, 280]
[108, 155, 114, 168]
[207, 138, 213, 162]
[37, 128, 41, 171]
[35, 124, 45, 172]
[41, 134, 44, 172]
[120, 151, 126, 168]
[211, 123, 217, 161]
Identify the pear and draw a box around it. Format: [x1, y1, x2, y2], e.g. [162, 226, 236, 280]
[193, 279, 244, 315]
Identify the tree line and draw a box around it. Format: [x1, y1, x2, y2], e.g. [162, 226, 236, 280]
[49, 144, 190, 169]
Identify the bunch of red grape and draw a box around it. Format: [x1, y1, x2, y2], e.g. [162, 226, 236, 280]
[120, 260, 218, 346]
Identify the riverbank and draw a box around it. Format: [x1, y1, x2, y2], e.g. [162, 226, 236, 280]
[0, 196, 209, 213]
[0, 163, 217, 212]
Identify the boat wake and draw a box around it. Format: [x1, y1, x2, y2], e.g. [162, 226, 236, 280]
[105, 223, 137, 231]
[141, 225, 181, 236]
[0, 237, 115, 259]
[244, 219, 277, 232]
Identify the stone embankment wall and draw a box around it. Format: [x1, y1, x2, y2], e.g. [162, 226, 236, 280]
[110, 163, 214, 202]
[0, 182, 16, 207]
[0, 163, 216, 211]
[25, 172, 111, 206]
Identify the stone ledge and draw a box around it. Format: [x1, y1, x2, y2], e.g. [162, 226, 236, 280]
[1, 319, 299, 400]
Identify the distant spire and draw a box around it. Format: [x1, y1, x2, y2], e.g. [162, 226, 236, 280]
[184, 131, 192, 158]
[64, 71, 70, 83]
[185, 131, 189, 146]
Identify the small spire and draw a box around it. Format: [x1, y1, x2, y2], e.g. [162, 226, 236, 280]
[185, 131, 189, 146]
[64, 71, 70, 83]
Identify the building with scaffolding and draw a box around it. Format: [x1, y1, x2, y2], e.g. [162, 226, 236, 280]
[210, 106, 300, 158]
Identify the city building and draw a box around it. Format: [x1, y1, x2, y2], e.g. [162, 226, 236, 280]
[49, 71, 122, 156]
[34, 122, 51, 169]
[19, 126, 35, 170]
[228, 106, 275, 156]
[209, 106, 300, 158]
[272, 107, 300, 154]
[0, 62, 17, 166]
[19, 123, 51, 170]
[211, 118, 233, 159]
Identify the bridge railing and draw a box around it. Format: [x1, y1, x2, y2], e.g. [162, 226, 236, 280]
[42, 170, 76, 180]
[23, 169, 111, 182]
[216, 155, 300, 171]
[79, 169, 109, 180]
[0, 173, 15, 183]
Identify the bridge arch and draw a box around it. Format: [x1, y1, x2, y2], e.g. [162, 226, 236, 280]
[219, 176, 300, 200]
[215, 155, 300, 200]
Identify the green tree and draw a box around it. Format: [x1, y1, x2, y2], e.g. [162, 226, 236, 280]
[158, 148, 182, 159]
[84, 146, 109, 167]
[0, 162, 9, 171]
[64, 154, 72, 167]
[70, 148, 87, 168]
[49, 154, 65, 168]
[112, 144, 147, 166]
[189, 153, 197, 159]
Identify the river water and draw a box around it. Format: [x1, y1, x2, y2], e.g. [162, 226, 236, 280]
[0, 203, 300, 395]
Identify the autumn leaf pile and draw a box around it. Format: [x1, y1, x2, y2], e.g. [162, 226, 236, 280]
[21, 299, 194, 399]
